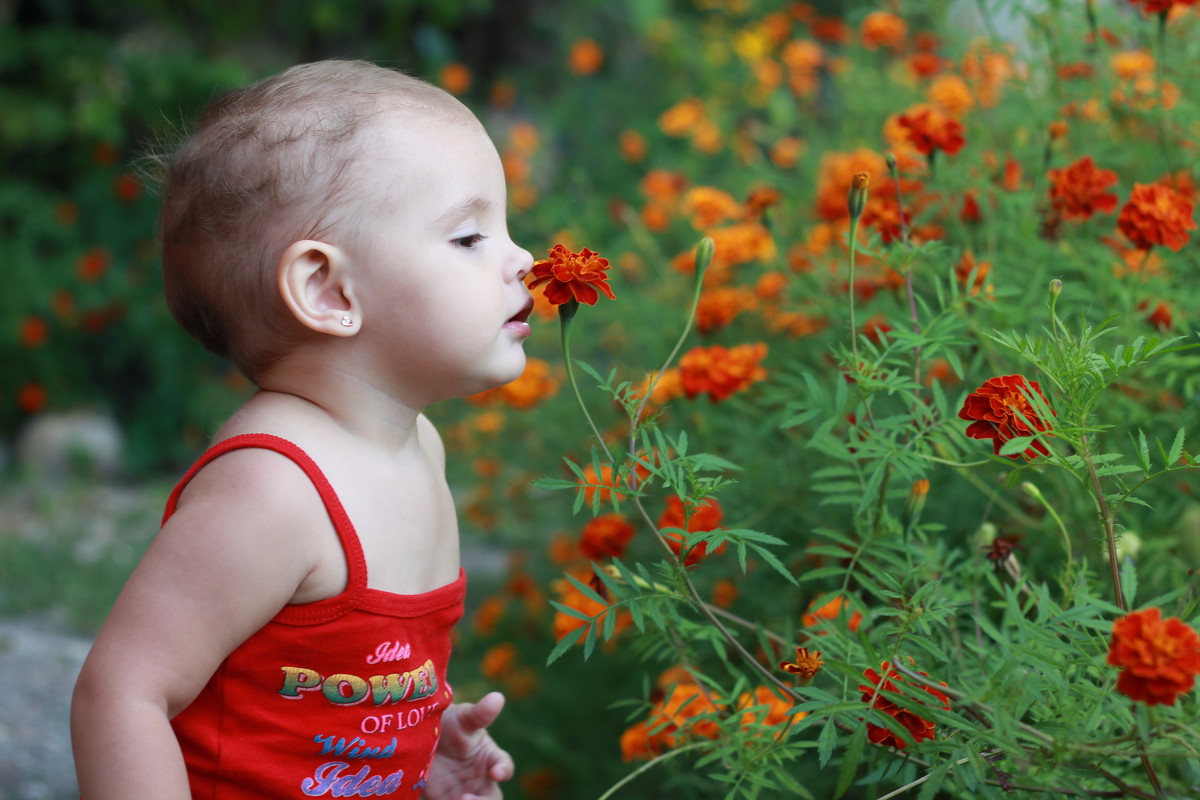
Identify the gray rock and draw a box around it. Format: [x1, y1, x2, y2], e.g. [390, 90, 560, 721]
[15, 411, 123, 485]
[0, 621, 90, 800]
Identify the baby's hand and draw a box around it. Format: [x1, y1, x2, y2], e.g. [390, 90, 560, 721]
[425, 692, 514, 800]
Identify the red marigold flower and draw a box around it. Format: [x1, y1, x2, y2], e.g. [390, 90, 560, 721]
[657, 495, 725, 567]
[958, 374, 1055, 461]
[859, 661, 950, 749]
[679, 342, 768, 402]
[1108, 607, 1200, 706]
[1047, 156, 1119, 222]
[579, 513, 636, 560]
[1117, 183, 1197, 252]
[894, 104, 965, 157]
[527, 244, 617, 305]
[1127, 0, 1196, 15]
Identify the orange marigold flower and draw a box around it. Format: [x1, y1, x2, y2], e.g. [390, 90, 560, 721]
[439, 61, 472, 95]
[1117, 183, 1197, 252]
[860, 11, 907, 50]
[744, 186, 782, 218]
[1047, 156, 1119, 222]
[618, 129, 647, 163]
[568, 37, 604, 75]
[473, 595, 506, 635]
[113, 173, 141, 203]
[780, 647, 824, 681]
[679, 342, 768, 403]
[18, 382, 48, 415]
[527, 244, 617, 305]
[926, 73, 974, 116]
[1111, 50, 1155, 81]
[19, 316, 49, 349]
[860, 661, 950, 749]
[954, 250, 993, 298]
[769, 136, 806, 168]
[659, 97, 706, 137]
[712, 578, 739, 609]
[649, 680, 724, 743]
[736, 685, 806, 730]
[815, 149, 888, 221]
[551, 568, 631, 642]
[683, 186, 744, 229]
[958, 374, 1055, 460]
[894, 103, 965, 157]
[467, 356, 560, 409]
[803, 595, 862, 633]
[1140, 300, 1173, 331]
[619, 720, 660, 761]
[657, 495, 725, 567]
[480, 642, 518, 680]
[77, 247, 110, 283]
[641, 169, 688, 205]
[1108, 607, 1200, 706]
[696, 287, 756, 333]
[579, 513, 636, 560]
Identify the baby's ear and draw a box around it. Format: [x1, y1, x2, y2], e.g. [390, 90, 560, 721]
[277, 240, 360, 336]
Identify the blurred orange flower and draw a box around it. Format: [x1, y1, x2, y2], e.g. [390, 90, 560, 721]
[467, 357, 560, 409]
[953, 250, 993, 298]
[1047, 156, 1119, 222]
[860, 11, 907, 50]
[1117, 183, 1196, 252]
[927, 74, 974, 116]
[78, 247, 110, 283]
[439, 62, 471, 95]
[579, 513, 636, 560]
[657, 495, 725, 567]
[568, 37, 604, 75]
[803, 595, 862, 633]
[860, 661, 950, 748]
[18, 382, 47, 415]
[735, 685, 806, 731]
[527, 244, 617, 305]
[1108, 607, 1200, 706]
[659, 97, 706, 137]
[679, 342, 768, 402]
[683, 186, 743, 229]
[551, 568, 630, 642]
[894, 103, 965, 157]
[618, 129, 647, 163]
[19, 316, 49, 349]
[696, 287, 756, 333]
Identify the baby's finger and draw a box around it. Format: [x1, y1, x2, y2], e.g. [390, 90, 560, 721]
[488, 745, 515, 782]
[458, 691, 506, 733]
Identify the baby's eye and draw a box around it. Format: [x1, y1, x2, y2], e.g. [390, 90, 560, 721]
[452, 233, 487, 249]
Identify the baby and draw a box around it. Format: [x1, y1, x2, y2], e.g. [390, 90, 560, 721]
[71, 60, 533, 800]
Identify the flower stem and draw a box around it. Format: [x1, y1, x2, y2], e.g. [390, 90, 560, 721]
[560, 300, 613, 462]
[1081, 442, 1125, 612]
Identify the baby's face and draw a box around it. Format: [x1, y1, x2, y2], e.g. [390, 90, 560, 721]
[347, 112, 535, 406]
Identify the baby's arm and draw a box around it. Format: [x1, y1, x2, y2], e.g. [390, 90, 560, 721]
[71, 449, 331, 799]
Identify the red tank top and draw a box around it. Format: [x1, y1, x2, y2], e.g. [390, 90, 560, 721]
[165, 434, 465, 799]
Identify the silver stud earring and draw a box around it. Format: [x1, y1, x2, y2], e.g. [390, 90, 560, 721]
[340, 315, 355, 328]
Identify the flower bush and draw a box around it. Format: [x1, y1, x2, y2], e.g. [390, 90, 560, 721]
[7, 0, 1200, 797]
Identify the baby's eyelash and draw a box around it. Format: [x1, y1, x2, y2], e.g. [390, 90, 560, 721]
[452, 233, 487, 248]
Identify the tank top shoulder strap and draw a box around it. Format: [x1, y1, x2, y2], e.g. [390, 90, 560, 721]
[161, 433, 368, 594]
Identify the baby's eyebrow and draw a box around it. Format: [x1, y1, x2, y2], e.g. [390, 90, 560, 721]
[437, 197, 493, 225]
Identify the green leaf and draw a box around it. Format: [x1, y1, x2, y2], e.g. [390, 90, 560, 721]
[1167, 427, 1186, 466]
[1120, 556, 1138, 608]
[998, 436, 1035, 457]
[817, 719, 837, 768]
[834, 723, 866, 798]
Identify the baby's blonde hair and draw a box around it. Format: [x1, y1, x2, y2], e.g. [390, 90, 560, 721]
[157, 60, 474, 380]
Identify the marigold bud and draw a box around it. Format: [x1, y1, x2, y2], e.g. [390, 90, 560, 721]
[848, 171, 870, 221]
[1049, 278, 1063, 296]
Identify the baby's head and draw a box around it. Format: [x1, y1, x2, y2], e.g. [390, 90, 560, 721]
[158, 60, 479, 381]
